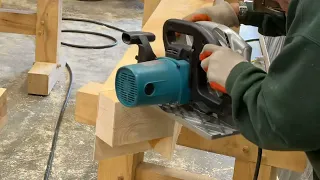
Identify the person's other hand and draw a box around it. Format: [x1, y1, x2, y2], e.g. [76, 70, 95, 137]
[183, 2, 240, 27]
[200, 44, 246, 93]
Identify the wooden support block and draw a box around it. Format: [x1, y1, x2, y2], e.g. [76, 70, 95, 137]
[0, 9, 37, 35]
[0, 88, 7, 130]
[35, 0, 62, 64]
[233, 159, 277, 180]
[96, 90, 175, 147]
[27, 62, 63, 95]
[136, 162, 213, 180]
[75, 82, 104, 125]
[177, 127, 307, 172]
[97, 153, 144, 180]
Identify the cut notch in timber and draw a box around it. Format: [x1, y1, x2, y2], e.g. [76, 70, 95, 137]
[28, 62, 64, 96]
[0, 9, 37, 35]
[0, 88, 7, 130]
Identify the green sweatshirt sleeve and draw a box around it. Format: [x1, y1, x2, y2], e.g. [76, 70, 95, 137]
[225, 0, 320, 152]
[226, 36, 320, 151]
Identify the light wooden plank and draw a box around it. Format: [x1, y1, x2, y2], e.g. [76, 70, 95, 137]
[0, 88, 7, 130]
[177, 127, 307, 172]
[97, 153, 144, 180]
[75, 82, 104, 125]
[35, 0, 62, 63]
[136, 162, 213, 180]
[0, 9, 36, 35]
[233, 159, 277, 180]
[142, 0, 161, 26]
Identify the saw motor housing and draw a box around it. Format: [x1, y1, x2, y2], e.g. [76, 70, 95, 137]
[115, 19, 251, 117]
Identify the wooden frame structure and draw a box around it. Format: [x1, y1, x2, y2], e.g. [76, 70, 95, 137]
[0, 0, 63, 96]
[75, 0, 308, 179]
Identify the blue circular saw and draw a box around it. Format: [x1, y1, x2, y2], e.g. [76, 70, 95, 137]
[115, 19, 252, 139]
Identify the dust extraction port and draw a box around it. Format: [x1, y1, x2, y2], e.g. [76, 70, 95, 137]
[144, 83, 155, 95]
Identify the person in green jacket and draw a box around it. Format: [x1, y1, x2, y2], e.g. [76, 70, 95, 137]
[184, 0, 320, 179]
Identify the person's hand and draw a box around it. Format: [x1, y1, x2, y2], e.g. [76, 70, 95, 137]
[183, 2, 240, 27]
[200, 44, 246, 93]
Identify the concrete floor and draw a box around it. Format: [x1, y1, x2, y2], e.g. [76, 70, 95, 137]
[0, 0, 235, 179]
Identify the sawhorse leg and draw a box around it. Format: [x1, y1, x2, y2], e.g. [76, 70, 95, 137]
[0, 89, 7, 130]
[28, 0, 64, 96]
[98, 153, 144, 180]
[233, 159, 277, 180]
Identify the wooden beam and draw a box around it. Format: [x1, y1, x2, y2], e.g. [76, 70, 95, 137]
[233, 159, 277, 180]
[28, 62, 63, 95]
[177, 127, 307, 172]
[136, 162, 213, 180]
[75, 82, 104, 125]
[95, 90, 175, 147]
[142, 0, 161, 26]
[35, 0, 62, 64]
[0, 88, 7, 130]
[0, 9, 36, 35]
[97, 153, 144, 180]
[28, 0, 63, 95]
[95, 136, 152, 161]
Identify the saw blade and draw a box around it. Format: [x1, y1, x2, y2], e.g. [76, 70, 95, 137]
[159, 104, 239, 140]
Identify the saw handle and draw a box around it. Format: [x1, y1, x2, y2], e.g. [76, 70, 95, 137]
[199, 51, 227, 94]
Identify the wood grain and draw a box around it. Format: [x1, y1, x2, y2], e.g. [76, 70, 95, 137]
[136, 163, 213, 180]
[28, 62, 63, 95]
[35, 0, 62, 63]
[95, 90, 175, 147]
[177, 127, 307, 172]
[98, 153, 144, 180]
[0, 88, 7, 130]
[95, 137, 153, 161]
[75, 82, 104, 125]
[142, 0, 161, 26]
[0, 9, 37, 35]
[233, 159, 277, 180]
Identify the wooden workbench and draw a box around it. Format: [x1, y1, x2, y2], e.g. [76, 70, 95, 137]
[75, 0, 307, 179]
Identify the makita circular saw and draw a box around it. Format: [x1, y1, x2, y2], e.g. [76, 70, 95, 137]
[115, 19, 252, 139]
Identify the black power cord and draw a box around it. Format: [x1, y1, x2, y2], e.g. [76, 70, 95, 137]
[43, 18, 126, 180]
[253, 147, 263, 180]
[44, 63, 73, 180]
[61, 18, 126, 49]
